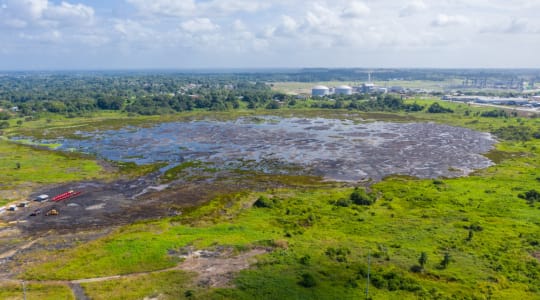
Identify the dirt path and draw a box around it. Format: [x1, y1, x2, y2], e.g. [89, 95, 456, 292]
[0, 238, 40, 260]
[69, 283, 91, 300]
[2, 248, 269, 299]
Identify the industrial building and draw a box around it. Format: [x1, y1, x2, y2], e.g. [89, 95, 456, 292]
[442, 95, 536, 107]
[334, 85, 353, 95]
[312, 85, 330, 97]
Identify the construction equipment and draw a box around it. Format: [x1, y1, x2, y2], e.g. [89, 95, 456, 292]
[52, 190, 82, 202]
[29, 209, 41, 216]
[45, 209, 58, 216]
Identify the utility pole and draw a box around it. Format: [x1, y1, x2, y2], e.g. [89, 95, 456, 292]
[22, 280, 27, 300]
[366, 251, 370, 300]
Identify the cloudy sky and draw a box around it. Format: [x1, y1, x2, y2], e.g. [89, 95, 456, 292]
[1, 0, 539, 70]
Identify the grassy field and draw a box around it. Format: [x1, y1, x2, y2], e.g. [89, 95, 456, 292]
[81, 271, 193, 300]
[0, 139, 108, 194]
[0, 282, 73, 300]
[6, 100, 540, 299]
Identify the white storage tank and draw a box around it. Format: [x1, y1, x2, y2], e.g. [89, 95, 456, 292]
[335, 85, 353, 95]
[312, 85, 330, 97]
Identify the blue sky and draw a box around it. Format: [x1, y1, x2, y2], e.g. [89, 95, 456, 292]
[1, 0, 539, 70]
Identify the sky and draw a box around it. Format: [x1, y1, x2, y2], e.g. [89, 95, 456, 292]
[0, 0, 539, 70]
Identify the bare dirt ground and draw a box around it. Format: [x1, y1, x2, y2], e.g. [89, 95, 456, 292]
[0, 171, 245, 234]
[179, 248, 269, 287]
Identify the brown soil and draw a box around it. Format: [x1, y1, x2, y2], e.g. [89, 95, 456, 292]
[178, 248, 269, 287]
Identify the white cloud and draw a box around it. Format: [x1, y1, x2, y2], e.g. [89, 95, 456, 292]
[431, 14, 469, 27]
[342, 2, 370, 18]
[19, 29, 62, 43]
[8, 0, 48, 19]
[0, 0, 94, 28]
[400, 1, 427, 17]
[504, 18, 530, 33]
[126, 0, 196, 17]
[126, 0, 269, 18]
[480, 18, 539, 34]
[180, 18, 219, 33]
[2, 0, 540, 68]
[45, 2, 94, 26]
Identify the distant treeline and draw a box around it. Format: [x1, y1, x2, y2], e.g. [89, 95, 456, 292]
[0, 70, 537, 117]
[0, 73, 424, 116]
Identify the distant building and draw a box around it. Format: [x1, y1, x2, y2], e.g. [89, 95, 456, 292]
[312, 85, 330, 97]
[362, 83, 376, 93]
[443, 95, 530, 106]
[334, 85, 353, 95]
[389, 86, 405, 93]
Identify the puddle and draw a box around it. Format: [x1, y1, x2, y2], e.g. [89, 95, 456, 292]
[38, 117, 495, 181]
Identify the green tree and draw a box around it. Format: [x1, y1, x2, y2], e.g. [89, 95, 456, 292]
[467, 230, 474, 241]
[440, 252, 451, 269]
[419, 252, 428, 268]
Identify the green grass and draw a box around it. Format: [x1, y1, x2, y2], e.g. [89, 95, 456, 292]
[80, 271, 193, 300]
[22, 175, 540, 298]
[0, 140, 108, 189]
[0, 282, 73, 300]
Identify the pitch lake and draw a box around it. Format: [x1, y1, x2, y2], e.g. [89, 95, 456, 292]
[49, 116, 496, 181]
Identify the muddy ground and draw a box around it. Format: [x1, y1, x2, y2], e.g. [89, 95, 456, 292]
[0, 170, 262, 234]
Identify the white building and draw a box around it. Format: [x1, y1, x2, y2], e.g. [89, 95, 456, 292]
[312, 85, 330, 97]
[335, 85, 353, 95]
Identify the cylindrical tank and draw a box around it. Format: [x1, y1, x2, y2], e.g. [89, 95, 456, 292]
[312, 85, 330, 97]
[335, 85, 353, 95]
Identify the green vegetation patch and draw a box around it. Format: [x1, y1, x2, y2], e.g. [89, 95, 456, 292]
[81, 271, 192, 300]
[0, 140, 108, 189]
[0, 282, 73, 300]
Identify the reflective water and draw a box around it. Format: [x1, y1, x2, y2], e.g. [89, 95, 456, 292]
[53, 116, 495, 181]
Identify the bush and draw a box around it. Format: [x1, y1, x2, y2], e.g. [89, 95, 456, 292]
[298, 273, 317, 287]
[493, 126, 532, 141]
[427, 103, 454, 113]
[299, 255, 311, 265]
[253, 196, 275, 208]
[410, 265, 423, 273]
[518, 189, 540, 204]
[466, 223, 484, 232]
[0, 121, 9, 129]
[335, 198, 352, 207]
[350, 188, 376, 206]
[0, 111, 11, 120]
[325, 247, 351, 262]
[481, 109, 508, 118]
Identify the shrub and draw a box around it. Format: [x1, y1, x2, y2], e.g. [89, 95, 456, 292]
[253, 196, 275, 208]
[440, 252, 451, 269]
[480, 110, 508, 118]
[410, 265, 423, 273]
[335, 198, 352, 207]
[350, 188, 376, 206]
[466, 223, 484, 232]
[518, 189, 540, 204]
[298, 273, 317, 287]
[299, 255, 311, 265]
[325, 247, 350, 262]
[427, 103, 454, 113]
[493, 126, 532, 141]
